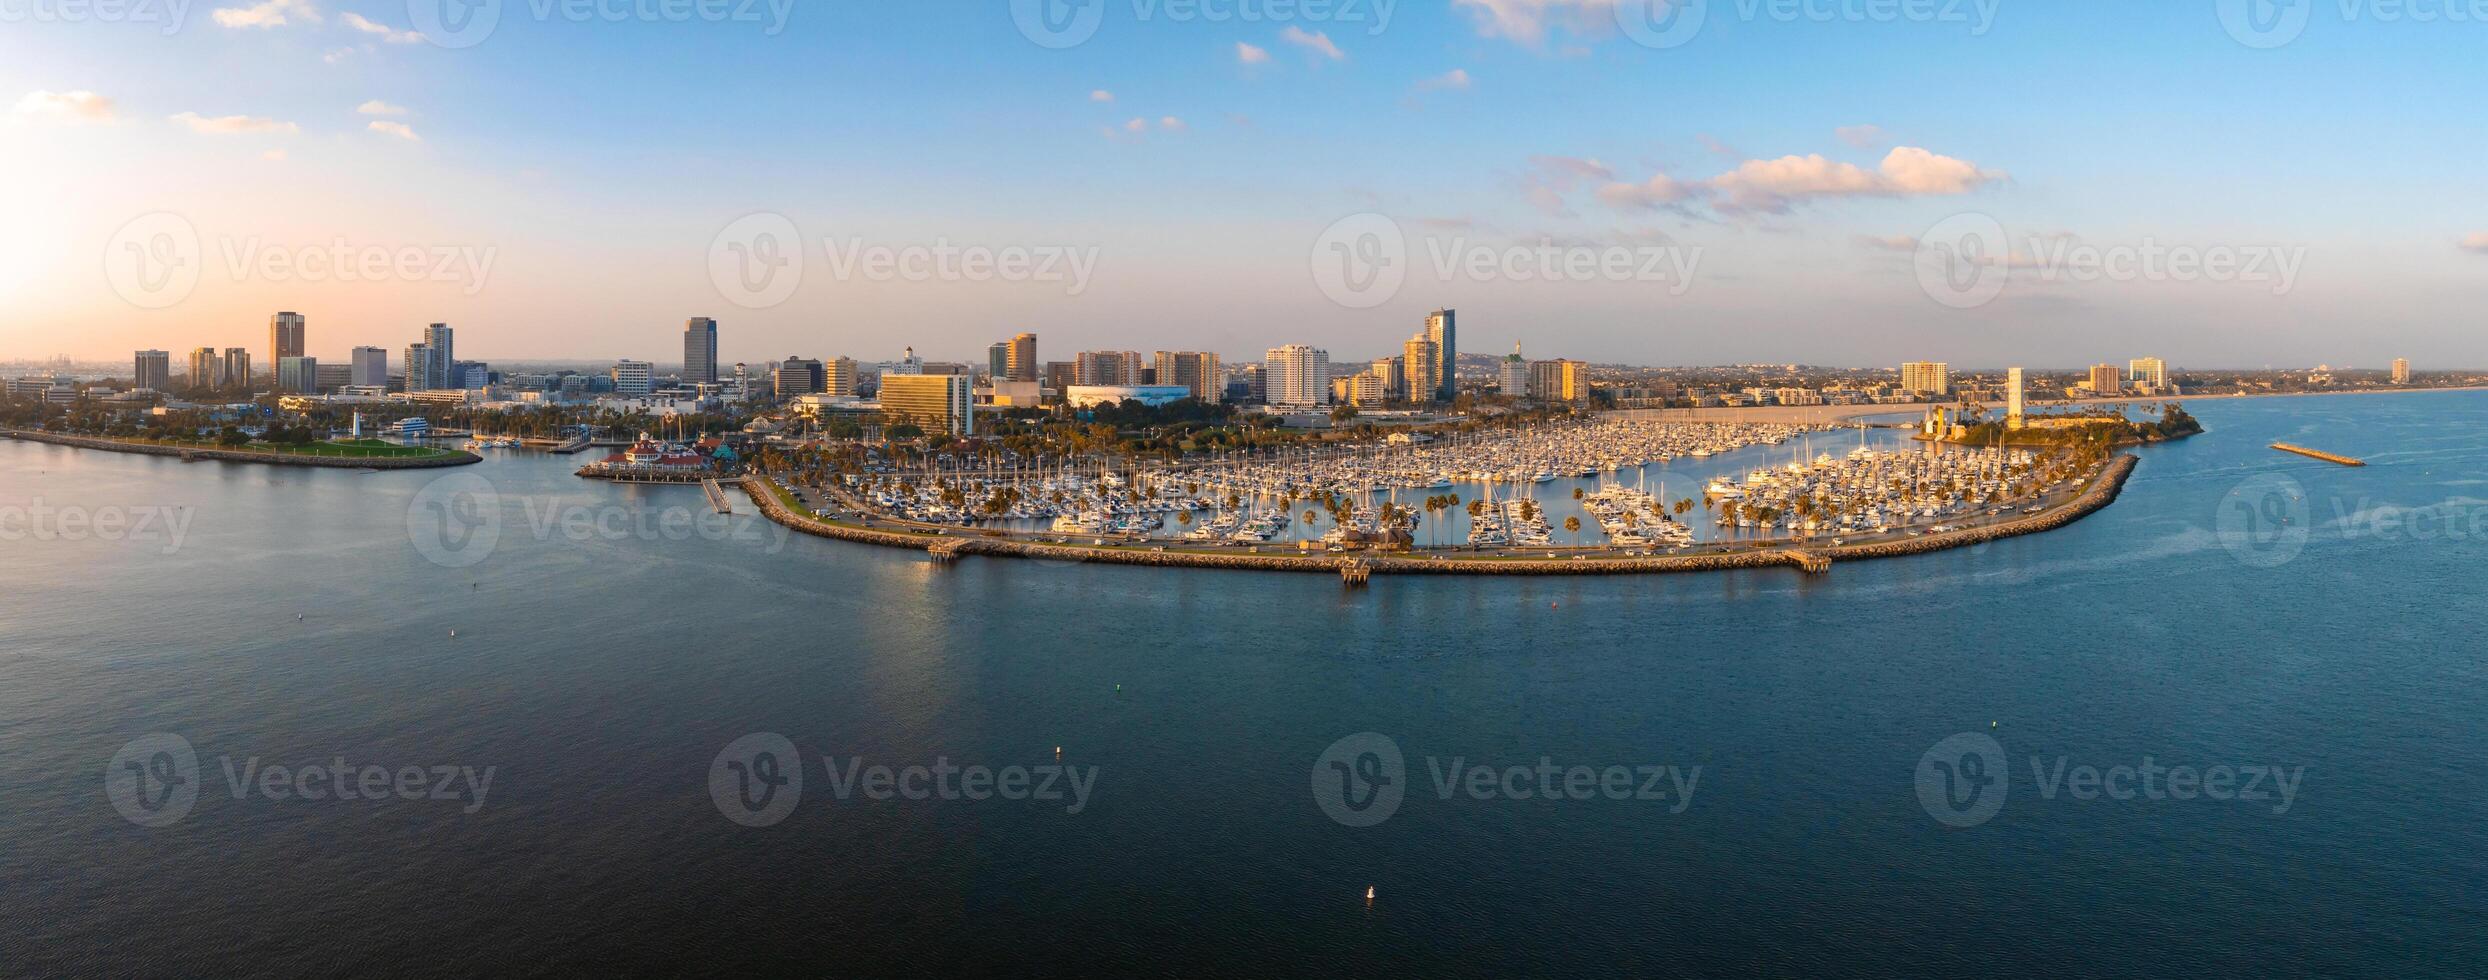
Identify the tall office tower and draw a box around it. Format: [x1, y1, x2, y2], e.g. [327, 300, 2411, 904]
[1233, 364, 1266, 403]
[2393, 358, 2411, 384]
[1529, 359, 1586, 403]
[879, 373, 975, 437]
[425, 323, 455, 371]
[350, 347, 389, 387]
[824, 356, 862, 397]
[133, 350, 170, 391]
[1264, 344, 1331, 407]
[612, 360, 653, 396]
[1371, 356, 1406, 402]
[1424, 309, 1457, 400]
[1076, 351, 1145, 386]
[988, 343, 1010, 380]
[2128, 356, 2167, 390]
[1900, 361, 1951, 396]
[270, 312, 306, 365]
[684, 318, 720, 383]
[404, 343, 434, 392]
[2006, 367, 2026, 429]
[773, 357, 826, 398]
[188, 347, 224, 388]
[222, 348, 252, 388]
[278, 356, 319, 394]
[1153, 351, 1224, 404]
[1007, 332, 1039, 382]
[1403, 334, 1441, 403]
[1500, 342, 1529, 397]
[1042, 361, 1075, 392]
[2089, 363, 2123, 396]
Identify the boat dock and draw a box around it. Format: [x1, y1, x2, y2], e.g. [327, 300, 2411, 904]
[702, 479, 734, 514]
[2271, 443, 2366, 467]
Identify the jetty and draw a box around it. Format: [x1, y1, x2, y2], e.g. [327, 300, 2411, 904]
[2271, 443, 2365, 467]
[702, 479, 735, 514]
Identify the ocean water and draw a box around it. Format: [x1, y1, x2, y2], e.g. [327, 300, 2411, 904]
[2, 390, 2483, 977]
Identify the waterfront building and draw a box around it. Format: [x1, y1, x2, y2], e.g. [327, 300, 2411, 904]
[404, 343, 438, 392]
[1901, 361, 1950, 397]
[222, 348, 252, 388]
[1500, 343, 1529, 398]
[1403, 335, 1440, 404]
[350, 347, 388, 388]
[1530, 359, 1587, 403]
[133, 350, 170, 391]
[1425, 309, 1457, 400]
[880, 373, 974, 437]
[2128, 356, 2168, 390]
[2393, 358, 2412, 384]
[1265, 345, 1331, 408]
[1066, 384, 1193, 409]
[1371, 357, 1407, 402]
[2007, 367, 2026, 429]
[773, 357, 826, 398]
[1153, 351, 1224, 404]
[612, 360, 653, 396]
[684, 318, 719, 384]
[1007, 333, 1039, 382]
[2088, 363, 2123, 396]
[187, 347, 223, 388]
[277, 356, 319, 394]
[270, 312, 305, 365]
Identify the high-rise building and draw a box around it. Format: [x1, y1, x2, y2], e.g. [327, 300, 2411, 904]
[404, 343, 436, 392]
[188, 347, 224, 388]
[1500, 342, 1530, 397]
[133, 350, 170, 391]
[315, 363, 351, 392]
[1232, 363, 1266, 404]
[1530, 360, 1587, 403]
[1076, 350, 1143, 386]
[824, 356, 862, 397]
[424, 323, 455, 366]
[2393, 358, 2412, 384]
[404, 324, 455, 392]
[988, 343, 1011, 381]
[1370, 357, 1406, 402]
[1403, 334, 1440, 404]
[2128, 356, 2167, 390]
[454, 361, 489, 390]
[684, 318, 719, 383]
[222, 348, 252, 388]
[1006, 333, 1039, 382]
[1900, 361, 1950, 397]
[2088, 363, 2123, 396]
[1264, 345, 1330, 407]
[773, 357, 826, 398]
[278, 356, 319, 394]
[2006, 367, 2026, 429]
[1042, 361, 1076, 392]
[879, 373, 974, 437]
[1153, 351, 1223, 404]
[1424, 309, 1457, 400]
[270, 312, 306, 365]
[612, 359, 653, 396]
[350, 347, 389, 388]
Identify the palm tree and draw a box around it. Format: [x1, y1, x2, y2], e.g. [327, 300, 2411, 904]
[1564, 516, 1582, 548]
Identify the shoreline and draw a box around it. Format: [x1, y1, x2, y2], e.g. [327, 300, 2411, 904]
[1605, 384, 2488, 427]
[0, 429, 482, 469]
[741, 454, 2140, 578]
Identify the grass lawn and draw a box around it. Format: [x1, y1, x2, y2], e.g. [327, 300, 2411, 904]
[135, 436, 457, 459]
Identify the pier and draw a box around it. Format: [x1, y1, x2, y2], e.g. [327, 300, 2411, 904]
[2271, 443, 2366, 467]
[702, 479, 734, 514]
[1778, 551, 1832, 575]
[1340, 559, 1372, 586]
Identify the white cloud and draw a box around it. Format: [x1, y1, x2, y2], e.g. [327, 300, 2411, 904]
[340, 11, 422, 43]
[169, 111, 300, 135]
[323, 47, 356, 64]
[1124, 117, 1149, 133]
[12, 89, 117, 123]
[212, 0, 320, 29]
[1159, 116, 1187, 131]
[1452, 0, 1626, 47]
[1835, 124, 1885, 149]
[1090, 90, 1115, 103]
[367, 120, 420, 141]
[1280, 26, 1346, 60]
[1236, 42, 1270, 65]
[1416, 69, 1473, 92]
[357, 100, 409, 116]
[1581, 145, 2003, 216]
[262, 149, 288, 162]
[2461, 233, 2488, 254]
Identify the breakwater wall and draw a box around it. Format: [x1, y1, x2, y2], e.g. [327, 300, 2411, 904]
[1, 430, 482, 469]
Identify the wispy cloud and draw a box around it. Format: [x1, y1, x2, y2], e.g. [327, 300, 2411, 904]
[212, 0, 320, 29]
[1415, 69, 1473, 92]
[1592, 146, 2005, 216]
[2461, 233, 2488, 254]
[1090, 89, 1115, 103]
[169, 111, 299, 135]
[1159, 116, 1187, 131]
[12, 89, 117, 123]
[1835, 124, 1886, 149]
[357, 100, 409, 116]
[367, 120, 421, 141]
[1452, 0, 1626, 48]
[1853, 234, 1918, 251]
[340, 11, 422, 43]
[1236, 42, 1270, 65]
[1280, 26, 1346, 60]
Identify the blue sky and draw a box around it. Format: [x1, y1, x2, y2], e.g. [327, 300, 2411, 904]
[3, 0, 2482, 369]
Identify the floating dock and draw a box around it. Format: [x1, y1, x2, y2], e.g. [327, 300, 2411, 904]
[2271, 443, 2366, 467]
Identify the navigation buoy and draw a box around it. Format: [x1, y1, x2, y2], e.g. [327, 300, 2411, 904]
[1055, 746, 1063, 759]
[449, 630, 458, 638]
[1365, 886, 1376, 902]
[1990, 721, 1999, 729]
